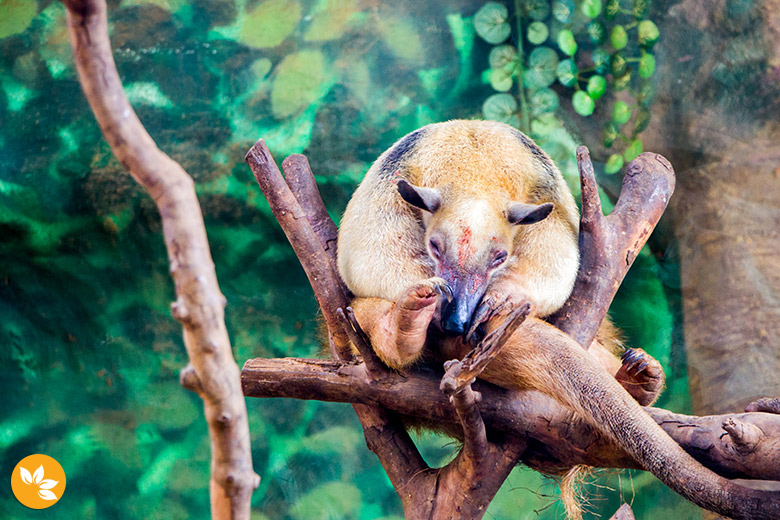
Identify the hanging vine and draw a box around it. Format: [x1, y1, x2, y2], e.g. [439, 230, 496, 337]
[476, 0, 659, 174]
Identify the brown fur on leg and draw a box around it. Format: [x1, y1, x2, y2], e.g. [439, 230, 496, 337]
[614, 348, 666, 406]
[350, 277, 447, 370]
[591, 319, 666, 406]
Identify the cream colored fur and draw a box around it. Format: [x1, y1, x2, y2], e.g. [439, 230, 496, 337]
[338, 119, 579, 317]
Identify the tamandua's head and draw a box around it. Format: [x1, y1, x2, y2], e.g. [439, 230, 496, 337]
[397, 179, 553, 336]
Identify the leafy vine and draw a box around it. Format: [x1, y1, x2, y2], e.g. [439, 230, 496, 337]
[475, 0, 659, 174]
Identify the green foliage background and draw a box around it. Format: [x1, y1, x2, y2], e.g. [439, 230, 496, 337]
[1, 0, 693, 518]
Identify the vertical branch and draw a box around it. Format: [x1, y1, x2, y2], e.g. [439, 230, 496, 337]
[245, 142, 351, 357]
[63, 1, 258, 518]
[550, 147, 675, 347]
[244, 142, 432, 516]
[281, 154, 340, 274]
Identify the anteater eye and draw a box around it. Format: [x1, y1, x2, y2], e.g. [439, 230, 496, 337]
[490, 250, 508, 269]
[429, 238, 442, 260]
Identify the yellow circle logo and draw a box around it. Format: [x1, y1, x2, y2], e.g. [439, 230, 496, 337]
[11, 454, 66, 509]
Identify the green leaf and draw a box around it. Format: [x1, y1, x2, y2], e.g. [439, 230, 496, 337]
[527, 21, 549, 44]
[304, 0, 358, 42]
[572, 90, 595, 116]
[474, 2, 511, 44]
[530, 88, 560, 116]
[557, 30, 577, 56]
[612, 100, 631, 125]
[605, 0, 620, 18]
[587, 21, 606, 44]
[624, 138, 644, 162]
[530, 113, 560, 137]
[290, 482, 361, 520]
[271, 50, 327, 118]
[639, 51, 656, 78]
[489, 45, 518, 70]
[634, 108, 651, 133]
[553, 0, 575, 22]
[610, 52, 627, 76]
[490, 68, 514, 92]
[593, 48, 610, 74]
[581, 0, 602, 18]
[524, 46, 559, 88]
[638, 83, 656, 107]
[614, 69, 631, 90]
[610, 25, 628, 50]
[238, 0, 302, 48]
[605, 153, 624, 174]
[482, 93, 519, 126]
[603, 122, 618, 147]
[524, 0, 551, 21]
[556, 59, 578, 87]
[638, 20, 660, 48]
[378, 16, 424, 64]
[634, 0, 649, 18]
[587, 75, 607, 99]
[0, 0, 38, 39]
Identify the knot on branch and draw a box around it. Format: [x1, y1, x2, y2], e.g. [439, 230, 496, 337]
[180, 364, 203, 395]
[170, 297, 192, 324]
[723, 418, 764, 454]
[215, 466, 262, 497]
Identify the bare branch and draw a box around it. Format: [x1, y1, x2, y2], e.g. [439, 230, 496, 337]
[337, 307, 388, 378]
[550, 148, 676, 348]
[609, 503, 636, 520]
[242, 357, 780, 482]
[245, 141, 351, 357]
[441, 304, 530, 393]
[280, 154, 340, 273]
[244, 142, 431, 515]
[64, 1, 258, 517]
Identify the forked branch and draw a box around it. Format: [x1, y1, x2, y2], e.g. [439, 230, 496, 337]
[550, 147, 675, 348]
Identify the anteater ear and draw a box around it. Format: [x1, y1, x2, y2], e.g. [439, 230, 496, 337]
[505, 202, 554, 225]
[397, 179, 442, 213]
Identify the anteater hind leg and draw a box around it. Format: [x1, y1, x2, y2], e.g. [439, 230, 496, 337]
[614, 348, 666, 406]
[350, 277, 449, 370]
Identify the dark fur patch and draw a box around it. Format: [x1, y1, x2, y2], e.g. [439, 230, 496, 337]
[378, 128, 426, 178]
[509, 128, 557, 179]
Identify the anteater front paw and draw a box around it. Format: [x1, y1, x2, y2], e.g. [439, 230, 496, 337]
[615, 348, 666, 406]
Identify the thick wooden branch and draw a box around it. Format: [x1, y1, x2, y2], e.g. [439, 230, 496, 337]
[550, 148, 675, 347]
[242, 357, 780, 482]
[245, 141, 351, 357]
[64, 1, 258, 518]
[244, 141, 435, 517]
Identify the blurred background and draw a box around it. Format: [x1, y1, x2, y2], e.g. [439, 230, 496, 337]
[2, 0, 779, 518]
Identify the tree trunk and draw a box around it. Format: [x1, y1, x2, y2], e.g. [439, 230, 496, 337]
[647, 0, 780, 415]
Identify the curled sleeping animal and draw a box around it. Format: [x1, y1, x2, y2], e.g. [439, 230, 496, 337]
[337, 119, 780, 520]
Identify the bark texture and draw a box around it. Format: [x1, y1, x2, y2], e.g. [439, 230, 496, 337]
[63, 1, 258, 518]
[242, 357, 780, 482]
[643, 0, 780, 416]
[244, 140, 780, 519]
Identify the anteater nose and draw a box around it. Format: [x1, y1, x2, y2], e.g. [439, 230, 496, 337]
[441, 299, 470, 336]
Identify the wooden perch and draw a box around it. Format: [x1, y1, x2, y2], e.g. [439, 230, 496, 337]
[243, 140, 780, 519]
[549, 147, 675, 348]
[242, 357, 780, 482]
[64, 1, 258, 518]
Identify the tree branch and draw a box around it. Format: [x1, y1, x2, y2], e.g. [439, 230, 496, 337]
[550, 148, 676, 348]
[64, 1, 258, 518]
[242, 357, 780, 481]
[244, 141, 435, 517]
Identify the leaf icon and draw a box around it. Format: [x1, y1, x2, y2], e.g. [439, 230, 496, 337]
[40, 479, 59, 490]
[33, 465, 44, 485]
[20, 466, 33, 485]
[38, 489, 58, 501]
